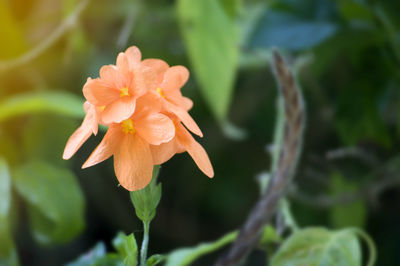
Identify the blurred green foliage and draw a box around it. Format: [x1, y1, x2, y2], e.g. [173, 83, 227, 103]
[0, 0, 399, 265]
[271, 228, 362, 266]
[177, 0, 239, 123]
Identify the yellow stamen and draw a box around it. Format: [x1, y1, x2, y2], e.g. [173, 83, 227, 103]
[98, 106, 105, 111]
[121, 119, 136, 134]
[120, 87, 130, 97]
[156, 87, 165, 98]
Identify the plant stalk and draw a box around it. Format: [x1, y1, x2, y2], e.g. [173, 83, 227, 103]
[140, 221, 150, 266]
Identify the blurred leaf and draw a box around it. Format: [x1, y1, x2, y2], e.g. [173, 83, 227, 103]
[130, 166, 161, 223]
[112, 232, 138, 266]
[329, 173, 366, 228]
[177, 0, 239, 122]
[271, 227, 361, 266]
[338, 0, 374, 22]
[0, 1, 26, 59]
[0, 158, 17, 265]
[260, 225, 281, 246]
[249, 11, 338, 51]
[22, 115, 78, 166]
[67, 242, 122, 266]
[146, 254, 165, 266]
[0, 158, 11, 217]
[220, 120, 247, 140]
[68, 242, 106, 266]
[165, 231, 237, 266]
[336, 80, 391, 147]
[13, 160, 85, 245]
[218, 0, 242, 18]
[0, 130, 19, 165]
[0, 91, 85, 123]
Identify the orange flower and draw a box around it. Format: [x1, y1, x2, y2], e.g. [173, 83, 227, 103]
[83, 47, 155, 124]
[64, 45, 214, 191]
[142, 60, 213, 177]
[151, 112, 214, 178]
[82, 94, 175, 191]
[63, 102, 99, 160]
[142, 59, 203, 137]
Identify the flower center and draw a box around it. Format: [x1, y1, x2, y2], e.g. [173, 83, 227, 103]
[120, 87, 130, 97]
[97, 106, 105, 111]
[121, 119, 136, 134]
[156, 87, 165, 98]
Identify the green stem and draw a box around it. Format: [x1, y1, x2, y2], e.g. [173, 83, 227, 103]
[140, 221, 150, 266]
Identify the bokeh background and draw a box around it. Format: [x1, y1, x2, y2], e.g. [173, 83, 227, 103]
[1, 0, 400, 265]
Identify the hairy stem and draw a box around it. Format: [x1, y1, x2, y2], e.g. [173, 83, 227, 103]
[216, 50, 305, 266]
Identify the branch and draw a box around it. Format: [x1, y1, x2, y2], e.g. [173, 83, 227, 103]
[326, 146, 379, 167]
[289, 175, 400, 208]
[0, 0, 90, 73]
[215, 50, 305, 266]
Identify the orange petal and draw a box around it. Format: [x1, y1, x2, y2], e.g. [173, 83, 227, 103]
[63, 102, 99, 159]
[83, 78, 119, 106]
[177, 125, 214, 178]
[134, 92, 163, 119]
[135, 113, 175, 145]
[100, 65, 127, 89]
[82, 126, 122, 169]
[83, 102, 99, 135]
[63, 126, 92, 160]
[132, 65, 157, 95]
[116, 52, 129, 72]
[162, 66, 189, 92]
[182, 96, 193, 111]
[125, 46, 142, 69]
[151, 138, 184, 165]
[165, 101, 202, 137]
[114, 135, 153, 191]
[101, 97, 136, 124]
[142, 59, 169, 85]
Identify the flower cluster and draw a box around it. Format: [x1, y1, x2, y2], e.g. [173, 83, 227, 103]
[63, 46, 214, 191]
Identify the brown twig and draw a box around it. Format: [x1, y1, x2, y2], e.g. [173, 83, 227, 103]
[289, 175, 400, 208]
[326, 146, 380, 167]
[215, 50, 305, 265]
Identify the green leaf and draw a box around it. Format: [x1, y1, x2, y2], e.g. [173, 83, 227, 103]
[112, 232, 138, 266]
[329, 173, 366, 228]
[130, 166, 162, 223]
[271, 227, 362, 266]
[218, 0, 242, 18]
[260, 225, 281, 246]
[22, 115, 78, 166]
[66, 242, 119, 266]
[12, 160, 85, 245]
[146, 254, 165, 266]
[249, 11, 338, 51]
[177, 0, 239, 121]
[0, 158, 18, 265]
[0, 91, 85, 123]
[338, 0, 374, 22]
[0, 158, 11, 217]
[165, 231, 237, 266]
[0, 130, 19, 165]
